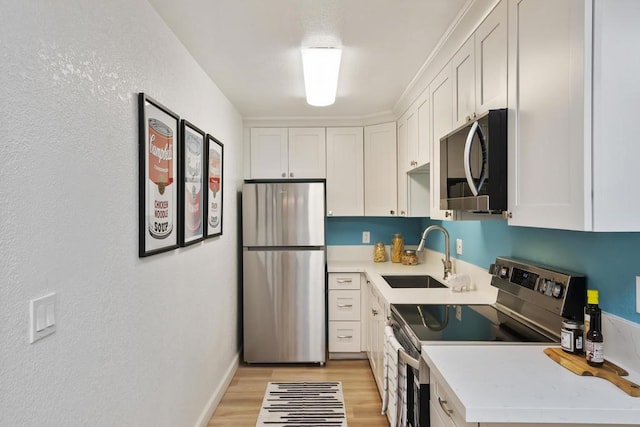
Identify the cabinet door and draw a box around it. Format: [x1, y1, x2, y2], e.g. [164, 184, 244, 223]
[475, 0, 507, 112]
[507, 0, 587, 230]
[326, 127, 364, 216]
[429, 66, 456, 220]
[249, 128, 288, 179]
[417, 94, 431, 165]
[397, 119, 408, 216]
[364, 122, 398, 216]
[407, 110, 419, 168]
[288, 128, 326, 179]
[452, 36, 476, 128]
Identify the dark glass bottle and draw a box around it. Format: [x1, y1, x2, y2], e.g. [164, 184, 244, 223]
[585, 305, 604, 367]
[583, 289, 599, 342]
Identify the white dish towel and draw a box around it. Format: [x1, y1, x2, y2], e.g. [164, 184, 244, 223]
[382, 325, 407, 427]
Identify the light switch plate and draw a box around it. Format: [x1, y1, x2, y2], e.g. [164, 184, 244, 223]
[30, 293, 56, 343]
[362, 231, 370, 244]
[636, 277, 640, 314]
[456, 238, 463, 255]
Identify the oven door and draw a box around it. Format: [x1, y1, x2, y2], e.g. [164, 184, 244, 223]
[390, 317, 429, 427]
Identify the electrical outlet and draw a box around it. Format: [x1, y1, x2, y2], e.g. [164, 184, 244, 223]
[456, 305, 462, 321]
[636, 277, 640, 314]
[362, 231, 370, 244]
[456, 238, 463, 255]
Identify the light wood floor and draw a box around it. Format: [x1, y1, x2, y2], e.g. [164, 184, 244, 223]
[207, 359, 389, 426]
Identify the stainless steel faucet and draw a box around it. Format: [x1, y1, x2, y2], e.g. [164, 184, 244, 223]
[416, 225, 453, 281]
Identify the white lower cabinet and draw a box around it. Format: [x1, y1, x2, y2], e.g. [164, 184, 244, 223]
[328, 273, 364, 357]
[365, 277, 387, 397]
[430, 371, 476, 427]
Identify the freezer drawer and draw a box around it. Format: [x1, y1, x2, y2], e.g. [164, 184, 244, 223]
[243, 248, 326, 363]
[242, 182, 325, 247]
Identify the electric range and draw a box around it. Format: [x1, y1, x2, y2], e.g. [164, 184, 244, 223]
[389, 257, 586, 427]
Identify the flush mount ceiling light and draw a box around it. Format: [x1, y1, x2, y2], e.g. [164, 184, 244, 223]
[301, 47, 342, 107]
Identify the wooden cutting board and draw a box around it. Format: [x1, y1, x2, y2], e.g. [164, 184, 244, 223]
[544, 347, 640, 397]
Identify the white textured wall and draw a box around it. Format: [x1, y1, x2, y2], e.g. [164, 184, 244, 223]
[0, 1, 242, 426]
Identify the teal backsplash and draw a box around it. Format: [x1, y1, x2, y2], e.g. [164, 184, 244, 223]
[326, 217, 640, 323]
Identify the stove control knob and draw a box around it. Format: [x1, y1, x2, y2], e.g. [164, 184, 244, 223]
[552, 283, 563, 298]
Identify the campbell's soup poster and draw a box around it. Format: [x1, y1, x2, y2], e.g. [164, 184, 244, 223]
[183, 127, 203, 242]
[207, 136, 223, 236]
[145, 102, 177, 252]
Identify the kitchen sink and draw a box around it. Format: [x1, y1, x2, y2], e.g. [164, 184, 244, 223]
[381, 275, 447, 289]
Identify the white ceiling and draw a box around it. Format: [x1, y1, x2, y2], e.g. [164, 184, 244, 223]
[147, 0, 468, 120]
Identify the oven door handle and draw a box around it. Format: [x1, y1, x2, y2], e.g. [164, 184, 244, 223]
[398, 347, 420, 370]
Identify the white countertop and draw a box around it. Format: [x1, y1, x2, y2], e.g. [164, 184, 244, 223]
[422, 344, 640, 425]
[328, 257, 498, 306]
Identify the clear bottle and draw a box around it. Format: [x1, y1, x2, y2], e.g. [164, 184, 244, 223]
[585, 290, 604, 367]
[391, 233, 404, 263]
[373, 242, 387, 263]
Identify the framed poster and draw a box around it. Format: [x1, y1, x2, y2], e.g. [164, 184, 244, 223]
[205, 134, 223, 238]
[179, 120, 206, 246]
[138, 93, 180, 257]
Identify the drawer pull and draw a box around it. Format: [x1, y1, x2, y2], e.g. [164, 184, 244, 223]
[336, 279, 352, 283]
[337, 304, 353, 308]
[337, 335, 353, 339]
[438, 397, 454, 417]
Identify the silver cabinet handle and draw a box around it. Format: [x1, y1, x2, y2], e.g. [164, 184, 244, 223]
[337, 335, 353, 339]
[390, 210, 395, 215]
[290, 172, 294, 177]
[337, 304, 353, 308]
[372, 309, 378, 316]
[503, 211, 513, 219]
[336, 279, 352, 284]
[438, 397, 454, 417]
[400, 210, 406, 215]
[281, 172, 286, 178]
[445, 211, 452, 218]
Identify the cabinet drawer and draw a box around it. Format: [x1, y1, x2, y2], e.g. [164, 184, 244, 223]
[430, 371, 476, 427]
[328, 321, 361, 352]
[328, 273, 360, 290]
[328, 290, 361, 321]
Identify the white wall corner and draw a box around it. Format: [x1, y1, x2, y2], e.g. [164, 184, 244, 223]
[195, 352, 241, 427]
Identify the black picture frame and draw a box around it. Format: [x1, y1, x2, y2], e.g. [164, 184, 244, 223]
[205, 134, 224, 238]
[179, 120, 206, 247]
[138, 93, 180, 257]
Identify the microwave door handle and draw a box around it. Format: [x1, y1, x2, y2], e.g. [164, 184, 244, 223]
[463, 121, 488, 196]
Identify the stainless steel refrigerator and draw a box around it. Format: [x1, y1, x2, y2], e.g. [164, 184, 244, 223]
[242, 181, 326, 364]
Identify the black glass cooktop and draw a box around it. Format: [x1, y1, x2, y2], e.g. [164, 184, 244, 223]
[391, 303, 558, 344]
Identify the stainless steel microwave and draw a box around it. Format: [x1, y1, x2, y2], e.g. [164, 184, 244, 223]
[440, 109, 507, 213]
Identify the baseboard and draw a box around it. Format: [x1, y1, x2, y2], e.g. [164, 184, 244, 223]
[195, 351, 240, 427]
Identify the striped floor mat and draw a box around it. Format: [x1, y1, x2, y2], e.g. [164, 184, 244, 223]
[256, 381, 347, 426]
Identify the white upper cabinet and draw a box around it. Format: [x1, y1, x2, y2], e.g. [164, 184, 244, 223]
[507, 0, 640, 231]
[397, 120, 408, 216]
[452, 37, 476, 128]
[429, 65, 456, 221]
[452, 0, 507, 129]
[417, 95, 431, 166]
[248, 127, 326, 179]
[364, 122, 398, 216]
[326, 127, 364, 217]
[475, 0, 508, 112]
[287, 128, 326, 178]
[405, 89, 431, 170]
[249, 128, 288, 179]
